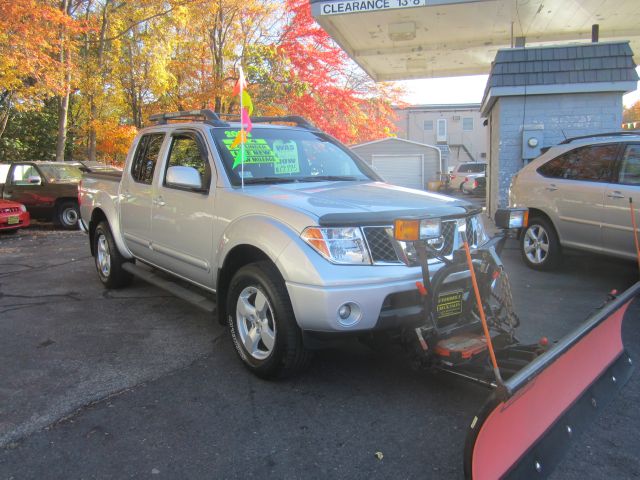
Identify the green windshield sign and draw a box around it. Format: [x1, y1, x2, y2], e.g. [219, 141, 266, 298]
[223, 131, 301, 173]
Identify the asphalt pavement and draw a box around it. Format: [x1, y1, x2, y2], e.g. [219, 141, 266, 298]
[0, 223, 638, 479]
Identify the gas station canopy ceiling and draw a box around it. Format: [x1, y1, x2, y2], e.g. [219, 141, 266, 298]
[310, 0, 640, 81]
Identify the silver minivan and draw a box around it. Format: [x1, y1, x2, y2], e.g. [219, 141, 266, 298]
[509, 132, 640, 270]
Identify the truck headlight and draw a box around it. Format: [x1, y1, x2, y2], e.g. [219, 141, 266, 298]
[301, 227, 372, 265]
[472, 214, 490, 246]
[19, 204, 27, 212]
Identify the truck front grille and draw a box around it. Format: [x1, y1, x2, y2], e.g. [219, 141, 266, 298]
[1, 207, 20, 214]
[362, 226, 398, 263]
[363, 220, 460, 265]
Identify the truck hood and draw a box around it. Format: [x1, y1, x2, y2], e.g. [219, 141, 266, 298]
[242, 181, 476, 226]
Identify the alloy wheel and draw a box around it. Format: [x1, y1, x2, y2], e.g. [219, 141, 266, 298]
[523, 225, 550, 265]
[236, 286, 276, 361]
[96, 233, 111, 278]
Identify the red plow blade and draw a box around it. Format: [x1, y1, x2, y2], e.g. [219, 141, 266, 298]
[464, 282, 638, 479]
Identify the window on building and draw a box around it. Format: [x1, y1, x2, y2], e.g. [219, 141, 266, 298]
[437, 119, 447, 141]
[423, 120, 433, 131]
[463, 117, 474, 131]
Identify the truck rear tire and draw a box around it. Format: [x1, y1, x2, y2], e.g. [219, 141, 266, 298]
[94, 221, 133, 289]
[227, 261, 311, 379]
[56, 201, 80, 230]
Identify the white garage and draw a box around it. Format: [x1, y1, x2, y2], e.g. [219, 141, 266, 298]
[351, 138, 441, 190]
[371, 154, 424, 190]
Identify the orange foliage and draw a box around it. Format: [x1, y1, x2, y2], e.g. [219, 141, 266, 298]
[0, 0, 81, 105]
[95, 121, 138, 165]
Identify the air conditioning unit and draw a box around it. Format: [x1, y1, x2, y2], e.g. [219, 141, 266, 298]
[452, 115, 461, 121]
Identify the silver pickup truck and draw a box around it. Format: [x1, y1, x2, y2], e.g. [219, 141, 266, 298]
[79, 110, 489, 378]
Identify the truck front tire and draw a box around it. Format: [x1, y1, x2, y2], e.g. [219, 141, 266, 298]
[227, 261, 311, 379]
[94, 221, 133, 289]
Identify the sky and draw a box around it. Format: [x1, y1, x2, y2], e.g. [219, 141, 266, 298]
[395, 67, 640, 108]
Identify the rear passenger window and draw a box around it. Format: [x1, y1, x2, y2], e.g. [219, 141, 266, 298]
[131, 133, 164, 184]
[618, 145, 640, 185]
[537, 144, 618, 182]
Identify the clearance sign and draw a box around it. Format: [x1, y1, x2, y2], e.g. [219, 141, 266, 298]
[319, 0, 423, 15]
[315, 0, 486, 15]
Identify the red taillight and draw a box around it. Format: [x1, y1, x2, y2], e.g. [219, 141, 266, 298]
[464, 177, 469, 182]
[473, 180, 478, 188]
[450, 175, 456, 179]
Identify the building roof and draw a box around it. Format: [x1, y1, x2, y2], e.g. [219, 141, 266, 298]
[352, 137, 439, 149]
[486, 42, 638, 89]
[481, 41, 639, 114]
[394, 103, 481, 112]
[310, 0, 640, 81]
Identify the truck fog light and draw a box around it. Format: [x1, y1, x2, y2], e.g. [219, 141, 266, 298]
[338, 304, 351, 319]
[337, 302, 361, 327]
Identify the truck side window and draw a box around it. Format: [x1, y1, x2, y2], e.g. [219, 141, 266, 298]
[11, 164, 39, 185]
[131, 133, 164, 184]
[618, 145, 640, 185]
[164, 134, 210, 190]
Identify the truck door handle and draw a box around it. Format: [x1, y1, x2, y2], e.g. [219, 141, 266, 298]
[545, 184, 558, 192]
[121, 192, 132, 200]
[607, 191, 625, 199]
[154, 197, 166, 207]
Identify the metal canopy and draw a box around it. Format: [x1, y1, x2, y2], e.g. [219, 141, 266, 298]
[310, 0, 640, 81]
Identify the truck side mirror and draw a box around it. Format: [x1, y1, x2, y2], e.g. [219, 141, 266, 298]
[165, 166, 202, 190]
[28, 175, 42, 185]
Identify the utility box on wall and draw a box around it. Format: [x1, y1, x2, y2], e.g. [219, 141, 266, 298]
[522, 126, 545, 160]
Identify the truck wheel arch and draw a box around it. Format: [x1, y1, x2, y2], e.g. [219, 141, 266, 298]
[216, 244, 274, 325]
[88, 208, 132, 260]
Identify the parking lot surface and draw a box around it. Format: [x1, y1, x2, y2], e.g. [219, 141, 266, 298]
[1, 225, 638, 479]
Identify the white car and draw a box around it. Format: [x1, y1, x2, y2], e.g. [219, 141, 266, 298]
[509, 132, 640, 270]
[449, 162, 487, 191]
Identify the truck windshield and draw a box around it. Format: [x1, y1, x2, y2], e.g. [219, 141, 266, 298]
[38, 164, 83, 182]
[211, 127, 378, 186]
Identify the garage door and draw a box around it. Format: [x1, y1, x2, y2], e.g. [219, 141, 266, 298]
[372, 155, 424, 190]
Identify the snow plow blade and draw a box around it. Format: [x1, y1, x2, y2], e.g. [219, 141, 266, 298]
[464, 282, 639, 479]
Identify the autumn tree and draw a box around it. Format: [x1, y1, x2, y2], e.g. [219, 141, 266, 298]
[623, 101, 640, 124]
[2, 0, 399, 163]
[0, 0, 75, 139]
[275, 0, 400, 144]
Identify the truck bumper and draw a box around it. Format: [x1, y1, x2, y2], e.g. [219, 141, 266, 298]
[286, 265, 471, 333]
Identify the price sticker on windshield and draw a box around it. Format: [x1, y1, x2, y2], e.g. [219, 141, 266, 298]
[222, 133, 279, 169]
[273, 140, 300, 175]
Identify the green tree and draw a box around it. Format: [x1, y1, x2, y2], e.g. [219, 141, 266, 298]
[0, 99, 73, 163]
